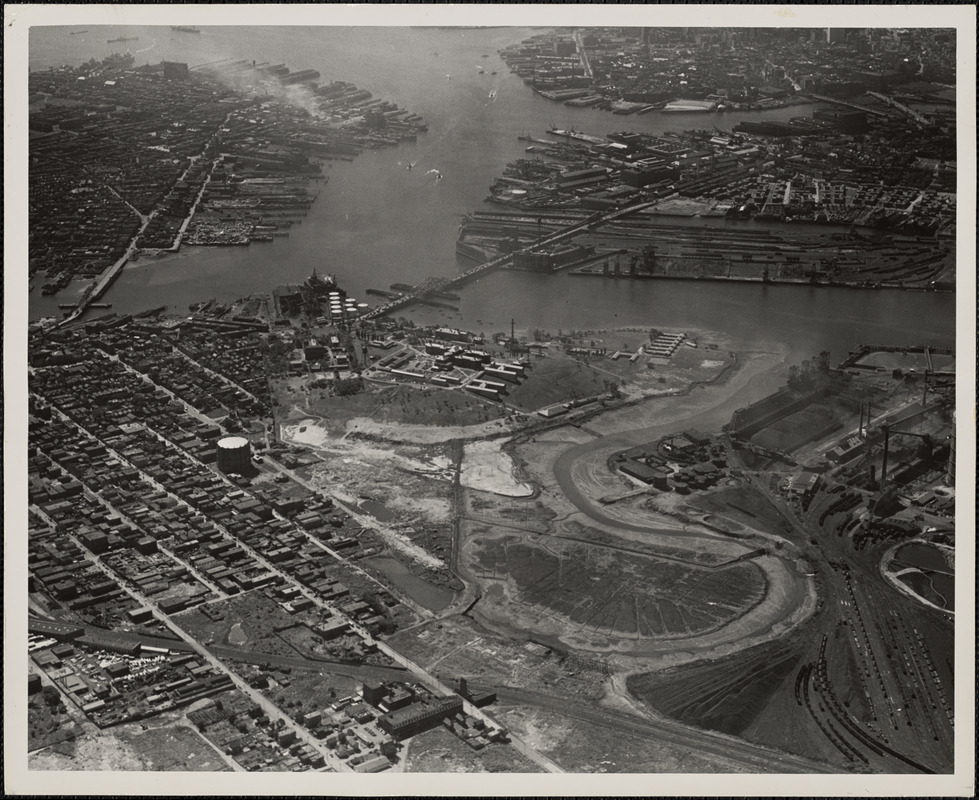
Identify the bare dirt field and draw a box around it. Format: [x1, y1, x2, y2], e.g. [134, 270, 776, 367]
[29, 718, 230, 771]
[688, 485, 797, 538]
[461, 440, 533, 497]
[496, 703, 756, 773]
[404, 726, 544, 773]
[469, 532, 767, 640]
[386, 616, 610, 704]
[274, 379, 507, 440]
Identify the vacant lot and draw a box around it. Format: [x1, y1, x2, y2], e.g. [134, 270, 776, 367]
[229, 660, 362, 716]
[28, 687, 81, 752]
[177, 592, 320, 657]
[277, 381, 505, 436]
[405, 726, 543, 773]
[470, 534, 766, 639]
[752, 404, 842, 453]
[688, 485, 796, 538]
[505, 357, 612, 412]
[116, 723, 232, 771]
[497, 703, 755, 773]
[29, 718, 229, 771]
[386, 617, 609, 703]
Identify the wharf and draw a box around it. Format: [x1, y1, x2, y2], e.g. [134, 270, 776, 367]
[567, 268, 953, 292]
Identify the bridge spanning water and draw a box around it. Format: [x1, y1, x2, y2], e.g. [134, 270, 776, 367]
[360, 202, 652, 321]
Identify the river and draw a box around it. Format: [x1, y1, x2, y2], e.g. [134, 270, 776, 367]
[29, 25, 955, 379]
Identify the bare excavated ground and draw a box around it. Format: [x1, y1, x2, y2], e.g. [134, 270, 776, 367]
[29, 715, 231, 772]
[496, 704, 758, 774]
[386, 616, 611, 705]
[274, 379, 506, 438]
[404, 726, 544, 773]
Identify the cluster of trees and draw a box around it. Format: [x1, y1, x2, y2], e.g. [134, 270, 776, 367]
[333, 376, 363, 396]
[786, 350, 832, 391]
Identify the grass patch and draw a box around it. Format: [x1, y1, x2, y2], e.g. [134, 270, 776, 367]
[506, 357, 612, 412]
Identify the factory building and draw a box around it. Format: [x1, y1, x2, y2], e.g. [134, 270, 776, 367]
[216, 436, 251, 474]
[377, 696, 464, 740]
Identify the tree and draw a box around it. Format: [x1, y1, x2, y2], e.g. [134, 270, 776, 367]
[41, 685, 61, 707]
[817, 350, 831, 374]
[334, 377, 363, 396]
[787, 364, 801, 390]
[380, 740, 399, 761]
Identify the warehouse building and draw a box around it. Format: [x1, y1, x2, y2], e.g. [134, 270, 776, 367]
[377, 696, 464, 740]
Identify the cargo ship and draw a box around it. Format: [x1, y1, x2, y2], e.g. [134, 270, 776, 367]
[546, 128, 608, 145]
[660, 99, 718, 113]
[171, 26, 201, 33]
[107, 36, 138, 43]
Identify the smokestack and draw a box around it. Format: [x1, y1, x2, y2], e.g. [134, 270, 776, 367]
[870, 464, 876, 486]
[858, 404, 864, 437]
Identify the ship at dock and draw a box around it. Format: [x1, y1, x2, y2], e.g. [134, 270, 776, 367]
[546, 128, 608, 145]
[660, 99, 719, 113]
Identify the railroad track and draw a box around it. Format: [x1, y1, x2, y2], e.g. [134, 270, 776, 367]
[493, 686, 840, 773]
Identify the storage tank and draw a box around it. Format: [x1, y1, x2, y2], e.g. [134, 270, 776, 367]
[216, 436, 251, 474]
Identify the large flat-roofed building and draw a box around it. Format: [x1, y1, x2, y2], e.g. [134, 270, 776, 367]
[377, 696, 464, 740]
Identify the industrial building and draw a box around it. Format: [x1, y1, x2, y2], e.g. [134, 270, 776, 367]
[377, 696, 464, 740]
[216, 436, 251, 474]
